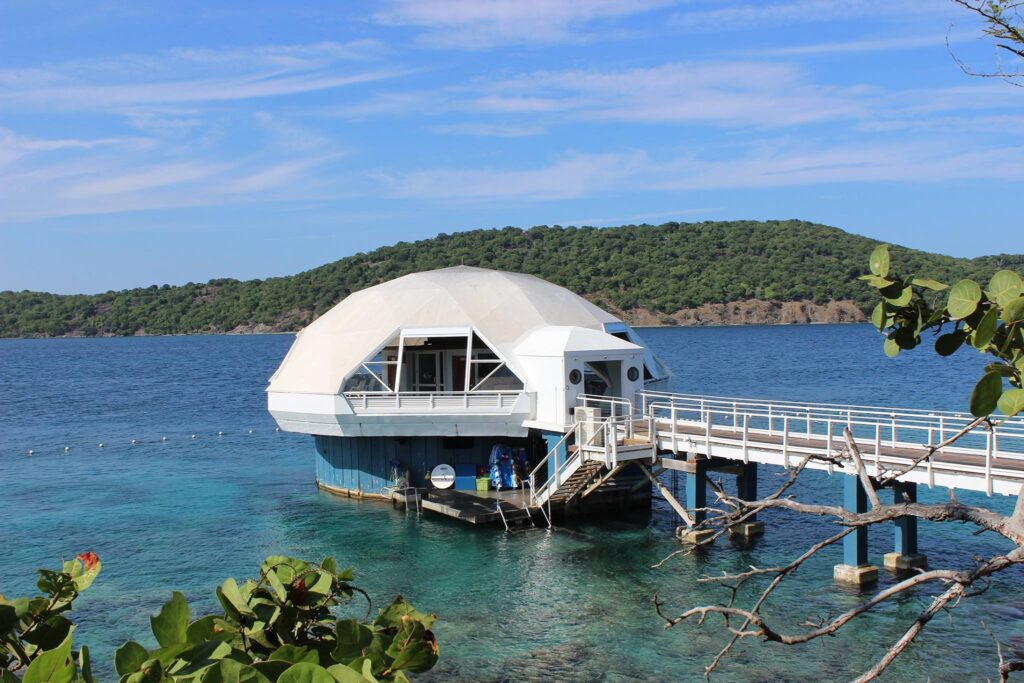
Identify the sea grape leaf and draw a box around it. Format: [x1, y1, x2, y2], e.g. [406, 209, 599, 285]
[115, 641, 150, 676]
[869, 244, 890, 277]
[152, 591, 190, 648]
[989, 270, 1023, 307]
[998, 389, 1024, 417]
[22, 631, 75, 683]
[947, 279, 983, 320]
[970, 372, 1003, 417]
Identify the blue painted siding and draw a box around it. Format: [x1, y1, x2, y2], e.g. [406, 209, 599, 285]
[313, 435, 528, 495]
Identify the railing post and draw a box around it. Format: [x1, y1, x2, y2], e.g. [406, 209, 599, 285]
[742, 413, 749, 464]
[782, 415, 790, 468]
[891, 413, 897, 446]
[671, 404, 678, 454]
[826, 420, 834, 474]
[874, 423, 881, 476]
[806, 407, 811, 438]
[986, 430, 993, 496]
[705, 412, 712, 458]
[768, 404, 774, 436]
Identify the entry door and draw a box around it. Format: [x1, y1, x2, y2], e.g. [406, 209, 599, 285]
[413, 352, 444, 392]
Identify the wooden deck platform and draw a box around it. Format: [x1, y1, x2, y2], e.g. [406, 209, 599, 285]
[414, 488, 534, 525]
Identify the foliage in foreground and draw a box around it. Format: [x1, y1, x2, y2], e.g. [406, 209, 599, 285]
[865, 244, 1024, 417]
[1, 554, 438, 683]
[2, 220, 1022, 337]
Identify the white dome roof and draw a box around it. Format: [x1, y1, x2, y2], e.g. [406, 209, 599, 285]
[268, 266, 626, 394]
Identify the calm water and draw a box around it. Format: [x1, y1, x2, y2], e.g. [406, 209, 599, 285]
[1, 325, 1022, 682]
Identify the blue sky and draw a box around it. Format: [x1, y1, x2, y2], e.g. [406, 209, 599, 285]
[1, 0, 1021, 293]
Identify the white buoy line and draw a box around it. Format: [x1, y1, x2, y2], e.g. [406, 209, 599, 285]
[19, 427, 286, 458]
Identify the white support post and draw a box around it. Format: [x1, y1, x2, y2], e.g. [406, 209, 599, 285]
[705, 413, 712, 458]
[464, 333, 472, 392]
[874, 423, 881, 476]
[768, 404, 774, 436]
[986, 430, 993, 496]
[671, 404, 678, 454]
[826, 420, 834, 474]
[742, 414, 749, 464]
[394, 336, 405, 394]
[806, 408, 811, 439]
[891, 414, 897, 446]
[783, 415, 790, 468]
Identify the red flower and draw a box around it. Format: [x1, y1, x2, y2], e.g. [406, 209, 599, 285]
[289, 578, 307, 602]
[76, 552, 99, 570]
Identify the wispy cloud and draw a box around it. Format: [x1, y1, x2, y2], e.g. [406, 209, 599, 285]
[670, 0, 936, 34]
[384, 151, 649, 201]
[374, 0, 676, 48]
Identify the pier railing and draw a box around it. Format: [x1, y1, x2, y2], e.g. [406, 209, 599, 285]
[343, 390, 527, 414]
[639, 390, 1024, 495]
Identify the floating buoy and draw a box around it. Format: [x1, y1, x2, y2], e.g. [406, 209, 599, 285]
[162, 436, 167, 441]
[275, 427, 280, 432]
[131, 439, 137, 446]
[217, 431, 223, 437]
[98, 443, 104, 448]
[64, 446, 70, 453]
[248, 429, 253, 434]
[191, 434, 197, 439]
[27, 449, 33, 456]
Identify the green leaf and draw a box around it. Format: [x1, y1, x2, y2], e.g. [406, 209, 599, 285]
[333, 620, 374, 663]
[988, 270, 1023, 307]
[23, 630, 75, 683]
[935, 331, 965, 356]
[870, 302, 887, 331]
[911, 277, 948, 291]
[1003, 297, 1024, 324]
[187, 615, 229, 644]
[324, 664, 368, 683]
[115, 641, 150, 676]
[269, 645, 319, 665]
[277, 663, 339, 683]
[869, 244, 890, 277]
[201, 659, 272, 683]
[384, 617, 438, 674]
[374, 597, 436, 631]
[998, 389, 1024, 417]
[883, 337, 900, 357]
[972, 306, 999, 349]
[124, 658, 166, 683]
[947, 279, 983, 320]
[152, 591, 190, 648]
[970, 372, 1003, 417]
[218, 579, 256, 619]
[78, 645, 95, 683]
[884, 285, 913, 307]
[865, 275, 895, 289]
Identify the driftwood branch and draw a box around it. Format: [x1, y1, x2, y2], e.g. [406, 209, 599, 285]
[656, 419, 1024, 680]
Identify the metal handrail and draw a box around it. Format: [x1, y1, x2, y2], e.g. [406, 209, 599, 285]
[640, 391, 1024, 430]
[644, 396, 1024, 495]
[529, 417, 616, 506]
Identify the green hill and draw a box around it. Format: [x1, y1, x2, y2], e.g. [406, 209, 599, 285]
[2, 220, 1021, 337]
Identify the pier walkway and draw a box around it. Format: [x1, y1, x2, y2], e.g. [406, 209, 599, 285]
[528, 391, 1024, 512]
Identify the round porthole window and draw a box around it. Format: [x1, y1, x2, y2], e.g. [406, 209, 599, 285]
[569, 369, 582, 385]
[627, 366, 640, 382]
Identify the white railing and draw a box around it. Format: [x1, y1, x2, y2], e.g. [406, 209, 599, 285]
[639, 391, 1024, 496]
[343, 391, 527, 414]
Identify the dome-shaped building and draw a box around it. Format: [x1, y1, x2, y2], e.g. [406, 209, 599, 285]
[268, 266, 669, 514]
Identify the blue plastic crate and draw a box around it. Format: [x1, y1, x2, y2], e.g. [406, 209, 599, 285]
[454, 475, 477, 491]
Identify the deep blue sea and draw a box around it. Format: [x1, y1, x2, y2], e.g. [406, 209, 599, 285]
[2, 325, 1022, 682]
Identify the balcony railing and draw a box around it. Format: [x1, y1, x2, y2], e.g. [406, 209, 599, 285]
[343, 391, 529, 415]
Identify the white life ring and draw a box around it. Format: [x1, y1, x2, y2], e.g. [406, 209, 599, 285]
[430, 464, 456, 489]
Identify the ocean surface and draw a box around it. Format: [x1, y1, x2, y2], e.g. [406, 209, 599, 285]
[2, 325, 1022, 682]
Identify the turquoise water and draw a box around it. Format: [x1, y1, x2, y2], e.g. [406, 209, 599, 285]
[2, 325, 1022, 681]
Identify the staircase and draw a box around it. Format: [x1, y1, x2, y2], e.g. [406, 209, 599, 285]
[546, 460, 606, 505]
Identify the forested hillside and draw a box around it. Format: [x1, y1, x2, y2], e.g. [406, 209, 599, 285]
[2, 220, 1021, 337]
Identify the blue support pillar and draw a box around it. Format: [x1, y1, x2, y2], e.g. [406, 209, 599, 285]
[843, 474, 869, 566]
[541, 431, 567, 484]
[834, 474, 878, 585]
[678, 455, 714, 544]
[885, 481, 927, 572]
[686, 457, 708, 525]
[730, 462, 764, 539]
